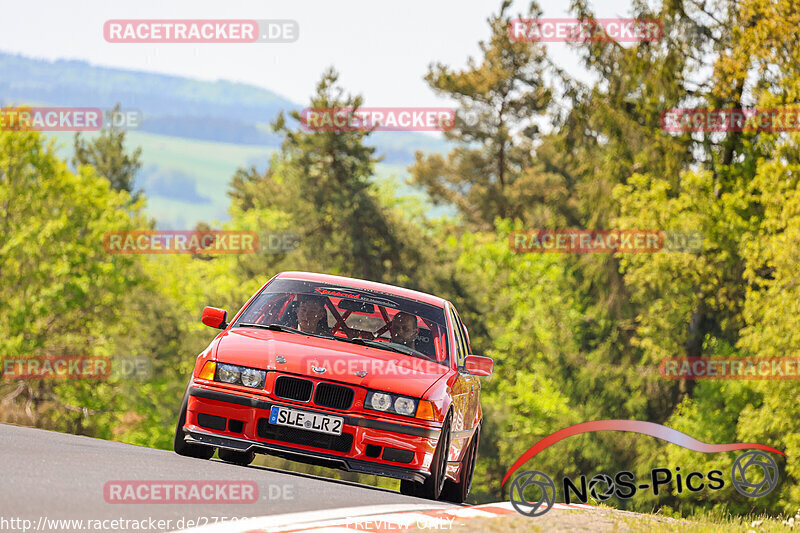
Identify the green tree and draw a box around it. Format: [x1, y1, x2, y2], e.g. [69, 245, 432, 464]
[0, 129, 148, 434]
[409, 0, 552, 230]
[610, 0, 800, 514]
[73, 104, 143, 200]
[229, 68, 422, 285]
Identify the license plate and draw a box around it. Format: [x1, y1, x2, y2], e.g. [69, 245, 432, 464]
[269, 405, 343, 436]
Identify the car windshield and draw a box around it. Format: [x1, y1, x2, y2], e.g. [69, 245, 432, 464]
[233, 278, 450, 366]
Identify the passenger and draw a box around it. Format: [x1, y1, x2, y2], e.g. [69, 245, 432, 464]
[390, 312, 419, 349]
[295, 294, 331, 335]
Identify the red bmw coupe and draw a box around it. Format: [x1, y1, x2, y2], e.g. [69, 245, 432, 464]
[174, 271, 493, 502]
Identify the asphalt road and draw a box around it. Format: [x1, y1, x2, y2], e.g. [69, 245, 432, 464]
[0, 424, 454, 532]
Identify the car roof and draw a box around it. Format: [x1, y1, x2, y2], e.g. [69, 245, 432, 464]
[274, 271, 448, 308]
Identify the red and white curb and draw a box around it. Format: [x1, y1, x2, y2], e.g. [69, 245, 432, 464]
[173, 501, 597, 533]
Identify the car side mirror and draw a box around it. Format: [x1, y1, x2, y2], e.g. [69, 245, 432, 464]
[202, 306, 228, 329]
[465, 355, 493, 376]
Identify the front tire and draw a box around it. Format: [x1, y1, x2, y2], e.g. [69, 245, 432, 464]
[441, 424, 480, 503]
[400, 412, 452, 500]
[218, 448, 255, 466]
[399, 478, 422, 497]
[173, 387, 215, 460]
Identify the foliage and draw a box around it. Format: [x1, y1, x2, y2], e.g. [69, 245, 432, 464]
[73, 104, 143, 200]
[2, 0, 800, 520]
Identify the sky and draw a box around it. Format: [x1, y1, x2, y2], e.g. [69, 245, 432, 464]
[1, 0, 636, 108]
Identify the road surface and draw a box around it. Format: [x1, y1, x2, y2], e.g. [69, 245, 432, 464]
[0, 424, 454, 532]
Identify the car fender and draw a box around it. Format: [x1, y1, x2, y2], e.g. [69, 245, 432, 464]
[191, 342, 218, 377]
[473, 401, 483, 428]
[423, 372, 456, 424]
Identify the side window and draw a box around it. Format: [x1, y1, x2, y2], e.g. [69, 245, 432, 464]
[449, 307, 468, 368]
[455, 311, 471, 355]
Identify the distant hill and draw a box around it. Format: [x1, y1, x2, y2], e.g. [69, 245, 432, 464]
[0, 52, 453, 227]
[0, 52, 449, 164]
[0, 52, 292, 121]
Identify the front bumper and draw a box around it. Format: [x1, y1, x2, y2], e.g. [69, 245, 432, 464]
[183, 385, 440, 483]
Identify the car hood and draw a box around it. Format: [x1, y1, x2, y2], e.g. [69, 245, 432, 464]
[215, 328, 450, 398]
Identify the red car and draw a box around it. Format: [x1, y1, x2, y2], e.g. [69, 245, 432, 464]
[173, 271, 493, 502]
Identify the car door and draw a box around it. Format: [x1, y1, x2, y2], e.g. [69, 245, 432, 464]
[447, 304, 474, 463]
[451, 307, 480, 435]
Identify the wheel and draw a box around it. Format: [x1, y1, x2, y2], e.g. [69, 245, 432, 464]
[400, 478, 422, 496]
[441, 424, 480, 503]
[218, 448, 255, 466]
[173, 386, 215, 459]
[400, 412, 452, 500]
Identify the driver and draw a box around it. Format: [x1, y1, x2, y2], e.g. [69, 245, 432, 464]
[295, 294, 331, 335]
[390, 312, 419, 349]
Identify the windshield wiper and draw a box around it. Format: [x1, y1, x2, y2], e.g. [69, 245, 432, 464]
[238, 324, 428, 358]
[236, 323, 333, 340]
[335, 337, 425, 358]
[237, 323, 302, 333]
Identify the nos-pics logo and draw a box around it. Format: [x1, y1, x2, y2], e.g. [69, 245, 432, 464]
[503, 420, 784, 517]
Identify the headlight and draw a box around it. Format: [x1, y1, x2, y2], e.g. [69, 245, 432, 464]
[217, 363, 241, 384]
[368, 392, 392, 411]
[215, 363, 265, 389]
[365, 391, 418, 417]
[241, 367, 265, 388]
[394, 397, 416, 416]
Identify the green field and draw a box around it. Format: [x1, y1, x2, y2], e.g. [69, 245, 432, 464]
[46, 130, 447, 228]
